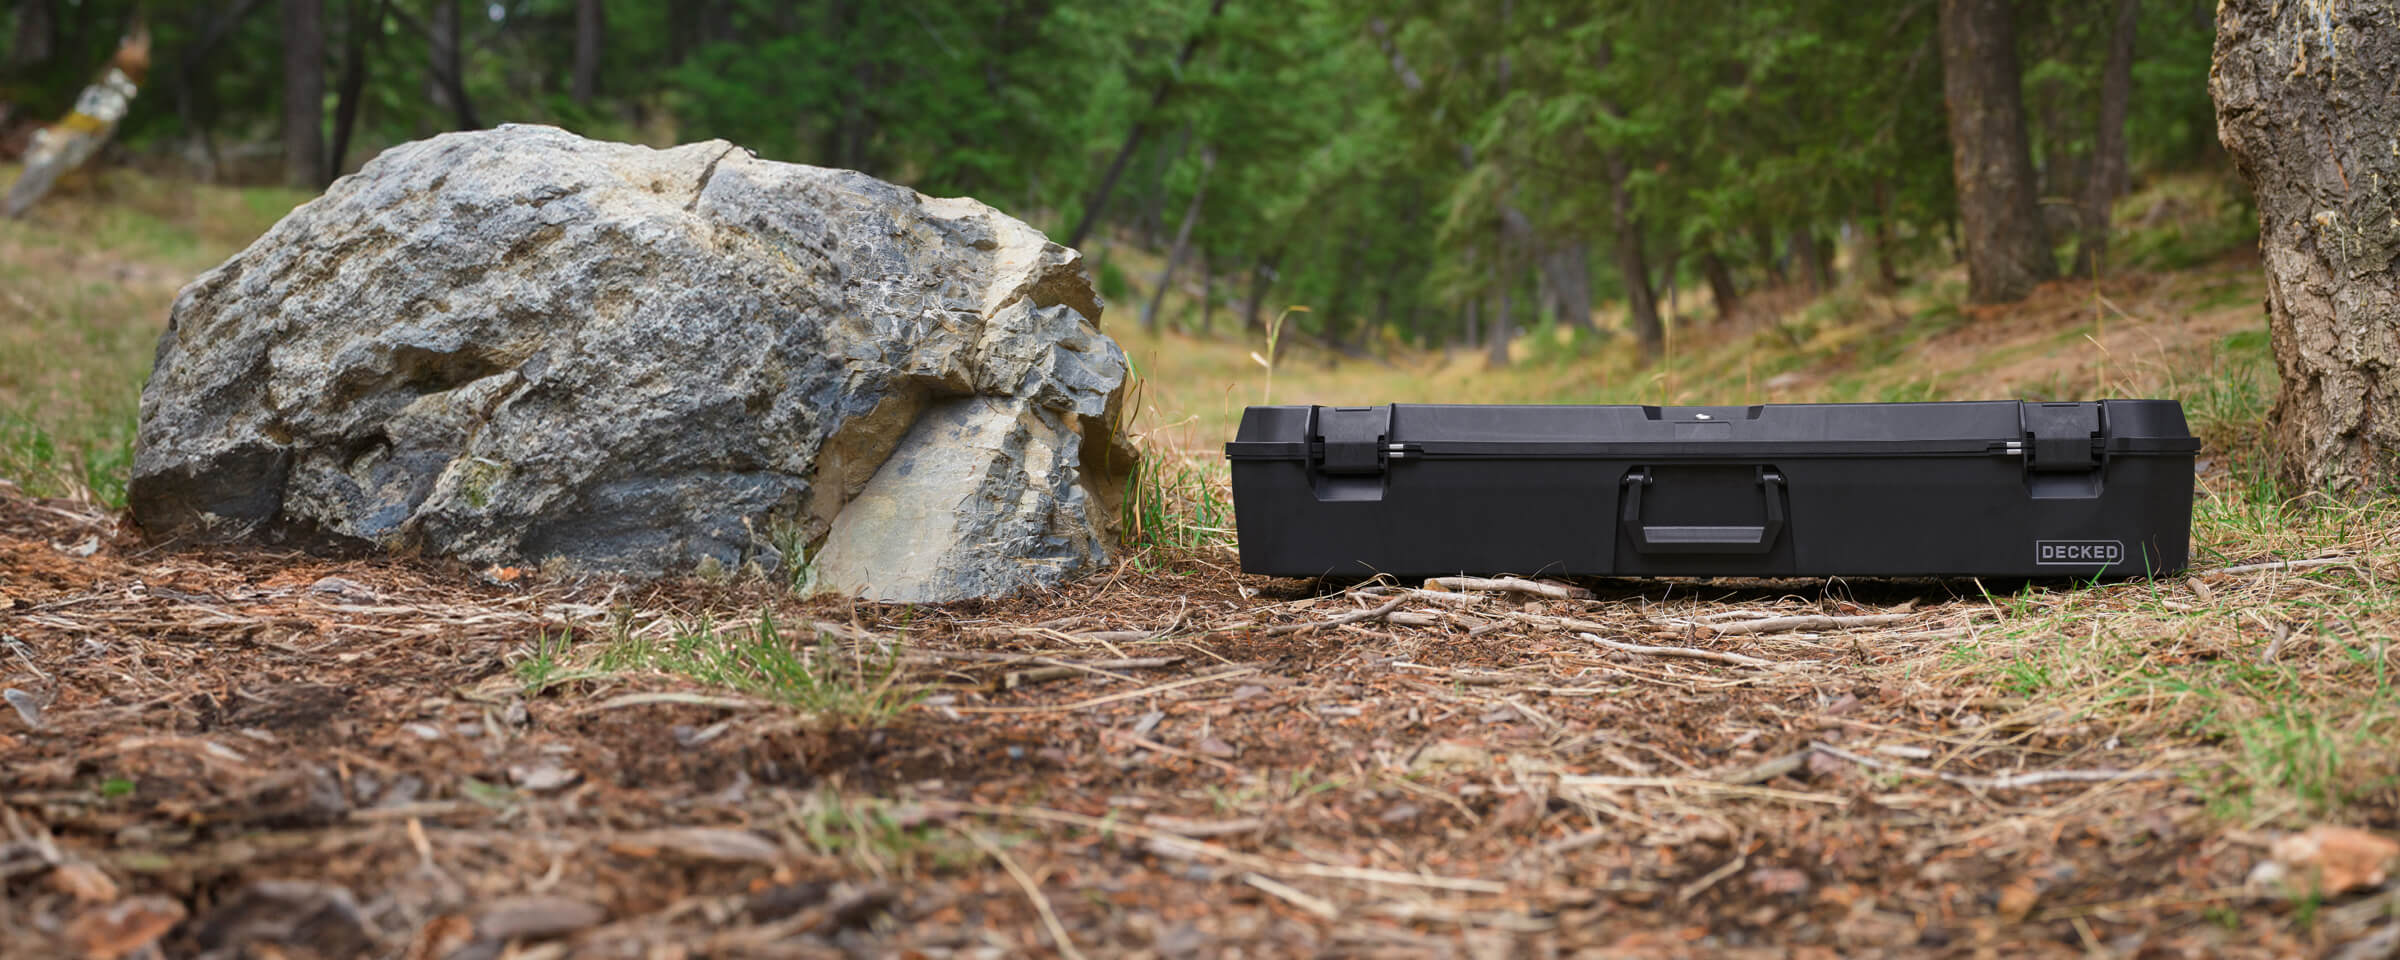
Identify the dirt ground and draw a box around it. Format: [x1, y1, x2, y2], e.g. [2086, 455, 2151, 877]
[2, 486, 2394, 960]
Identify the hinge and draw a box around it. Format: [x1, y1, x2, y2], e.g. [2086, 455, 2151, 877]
[2019, 401, 2104, 472]
[1309, 405, 1394, 476]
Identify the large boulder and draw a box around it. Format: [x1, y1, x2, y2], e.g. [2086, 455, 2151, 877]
[130, 125, 1134, 602]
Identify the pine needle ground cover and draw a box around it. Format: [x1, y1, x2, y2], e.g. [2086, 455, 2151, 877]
[2, 176, 2394, 957]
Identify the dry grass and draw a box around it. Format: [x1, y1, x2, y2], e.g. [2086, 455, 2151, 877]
[0, 163, 309, 504]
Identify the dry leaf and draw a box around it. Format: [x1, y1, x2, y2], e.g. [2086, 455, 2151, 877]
[402, 914, 475, 960]
[67, 896, 185, 960]
[1995, 875, 2041, 922]
[49, 862, 119, 902]
[2271, 825, 2400, 894]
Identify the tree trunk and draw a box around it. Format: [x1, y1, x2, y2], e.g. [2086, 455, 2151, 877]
[1871, 181, 1904, 290]
[420, 0, 478, 130]
[1486, 280, 1514, 369]
[571, 0, 604, 105]
[1064, 0, 1228, 250]
[1461, 298, 1479, 349]
[327, 0, 386, 182]
[1790, 225, 1826, 295]
[282, 0, 326, 188]
[1197, 249, 1214, 334]
[1141, 150, 1211, 333]
[8, 0, 54, 67]
[1542, 241, 1595, 332]
[1608, 163, 1663, 358]
[1702, 248, 1740, 323]
[1937, 0, 2054, 303]
[2075, 0, 2137, 277]
[1242, 253, 1276, 333]
[2215, 0, 2400, 494]
[1752, 221, 1785, 285]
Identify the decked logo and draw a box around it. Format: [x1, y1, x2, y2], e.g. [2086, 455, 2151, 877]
[2036, 540, 2124, 565]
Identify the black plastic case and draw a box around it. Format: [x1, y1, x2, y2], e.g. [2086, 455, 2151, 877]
[1224, 400, 2199, 580]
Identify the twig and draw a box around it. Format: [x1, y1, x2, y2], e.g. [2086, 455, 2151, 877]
[1256, 597, 1406, 637]
[1242, 873, 1339, 920]
[1708, 749, 1809, 785]
[571, 692, 770, 715]
[1110, 731, 1243, 775]
[958, 828, 1088, 960]
[948, 667, 1258, 715]
[1694, 613, 1910, 636]
[1808, 741, 2176, 791]
[936, 802, 1505, 893]
[1423, 576, 1592, 600]
[1577, 632, 1778, 669]
[1557, 775, 1845, 805]
[1678, 854, 1747, 904]
[2200, 556, 2353, 576]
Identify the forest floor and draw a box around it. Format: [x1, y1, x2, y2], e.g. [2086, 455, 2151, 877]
[3, 170, 2398, 958]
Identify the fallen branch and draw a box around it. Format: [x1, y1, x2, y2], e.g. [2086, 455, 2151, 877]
[1807, 741, 2177, 791]
[1692, 613, 1910, 636]
[1256, 596, 1407, 637]
[2200, 556, 2354, 577]
[1577, 632, 1778, 669]
[1423, 576, 1592, 600]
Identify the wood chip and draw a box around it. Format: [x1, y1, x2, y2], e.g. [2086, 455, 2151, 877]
[475, 895, 607, 941]
[67, 896, 185, 960]
[612, 827, 784, 864]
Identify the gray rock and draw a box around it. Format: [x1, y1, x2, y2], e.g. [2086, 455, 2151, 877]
[131, 125, 1133, 599]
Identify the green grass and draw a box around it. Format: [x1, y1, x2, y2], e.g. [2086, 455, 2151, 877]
[1938, 473, 2400, 821]
[511, 608, 919, 723]
[0, 165, 308, 505]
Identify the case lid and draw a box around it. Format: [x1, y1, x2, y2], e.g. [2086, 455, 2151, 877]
[1224, 400, 2200, 465]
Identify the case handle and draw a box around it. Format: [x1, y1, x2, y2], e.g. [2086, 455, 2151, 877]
[1620, 468, 1786, 554]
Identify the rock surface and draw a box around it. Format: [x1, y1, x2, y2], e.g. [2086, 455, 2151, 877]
[131, 125, 1133, 601]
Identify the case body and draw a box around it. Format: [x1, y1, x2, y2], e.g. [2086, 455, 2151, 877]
[1223, 400, 2199, 580]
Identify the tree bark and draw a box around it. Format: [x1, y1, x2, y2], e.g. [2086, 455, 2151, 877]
[282, 0, 326, 188]
[404, 0, 480, 131]
[1142, 150, 1211, 333]
[2215, 0, 2400, 494]
[1486, 278, 1514, 369]
[1197, 249, 1214, 334]
[1751, 221, 1785, 285]
[1701, 248, 1740, 323]
[1542, 241, 1595, 332]
[1608, 163, 1662, 358]
[327, 0, 387, 182]
[1790, 225, 1828, 295]
[1871, 181, 1904, 290]
[571, 0, 604, 105]
[1064, 0, 1228, 250]
[1937, 0, 2054, 303]
[2075, 0, 2137, 277]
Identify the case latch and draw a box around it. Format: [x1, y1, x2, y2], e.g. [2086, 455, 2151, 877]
[1309, 405, 1392, 476]
[2020, 401, 2103, 472]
